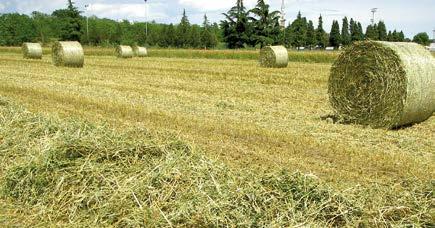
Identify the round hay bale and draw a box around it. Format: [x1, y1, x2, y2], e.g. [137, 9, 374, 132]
[52, 41, 84, 68]
[259, 46, 288, 68]
[133, 46, 148, 57]
[116, 45, 133, 58]
[329, 41, 435, 129]
[22, 43, 42, 59]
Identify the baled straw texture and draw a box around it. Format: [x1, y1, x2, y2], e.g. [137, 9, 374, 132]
[259, 46, 289, 68]
[329, 41, 435, 128]
[116, 45, 134, 58]
[52, 41, 84, 68]
[133, 46, 148, 57]
[22, 43, 42, 59]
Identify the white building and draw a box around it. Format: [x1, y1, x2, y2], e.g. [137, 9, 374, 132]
[429, 43, 435, 52]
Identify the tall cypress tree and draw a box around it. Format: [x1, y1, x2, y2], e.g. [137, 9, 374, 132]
[357, 22, 364, 40]
[377, 21, 387, 41]
[341, 17, 351, 45]
[52, 0, 82, 41]
[176, 9, 190, 48]
[306, 20, 316, 49]
[316, 15, 328, 48]
[365, 24, 379, 40]
[201, 14, 218, 49]
[290, 12, 307, 48]
[329, 20, 341, 48]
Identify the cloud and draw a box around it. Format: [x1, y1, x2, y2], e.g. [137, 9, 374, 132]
[10, 0, 66, 14]
[0, 3, 5, 11]
[87, 3, 168, 21]
[178, 0, 257, 12]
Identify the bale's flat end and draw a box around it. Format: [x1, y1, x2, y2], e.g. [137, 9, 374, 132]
[259, 46, 288, 68]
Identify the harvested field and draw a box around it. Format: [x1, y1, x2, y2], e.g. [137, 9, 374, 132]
[0, 51, 433, 226]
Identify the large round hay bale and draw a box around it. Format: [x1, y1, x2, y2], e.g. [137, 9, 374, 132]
[329, 41, 435, 128]
[259, 46, 288, 68]
[116, 45, 133, 58]
[52, 41, 84, 68]
[22, 43, 42, 59]
[133, 46, 148, 57]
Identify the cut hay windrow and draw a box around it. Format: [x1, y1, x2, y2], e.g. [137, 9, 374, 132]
[259, 46, 289, 68]
[22, 43, 42, 59]
[116, 45, 134, 58]
[52, 41, 84, 68]
[133, 46, 148, 57]
[329, 41, 435, 128]
[0, 98, 359, 227]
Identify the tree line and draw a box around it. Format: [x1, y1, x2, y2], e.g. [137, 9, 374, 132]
[0, 0, 432, 48]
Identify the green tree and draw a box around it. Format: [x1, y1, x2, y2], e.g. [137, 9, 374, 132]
[221, 0, 251, 48]
[377, 21, 387, 41]
[200, 14, 218, 49]
[398, 31, 405, 42]
[248, 0, 281, 47]
[31, 11, 54, 44]
[289, 12, 307, 48]
[306, 20, 316, 49]
[316, 15, 328, 48]
[52, 0, 82, 41]
[166, 24, 176, 47]
[387, 31, 393, 41]
[189, 25, 201, 48]
[365, 24, 379, 40]
[175, 9, 191, 48]
[341, 17, 351, 46]
[329, 20, 341, 48]
[0, 13, 38, 46]
[413, 32, 430, 46]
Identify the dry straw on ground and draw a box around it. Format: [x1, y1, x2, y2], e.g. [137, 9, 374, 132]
[22, 43, 42, 59]
[133, 46, 148, 57]
[259, 46, 288, 68]
[116, 45, 134, 58]
[52, 41, 84, 68]
[329, 41, 435, 129]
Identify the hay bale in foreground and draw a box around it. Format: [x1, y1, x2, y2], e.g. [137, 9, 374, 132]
[116, 45, 133, 58]
[259, 46, 288, 68]
[52, 41, 84, 68]
[329, 41, 435, 128]
[133, 46, 148, 57]
[22, 43, 42, 59]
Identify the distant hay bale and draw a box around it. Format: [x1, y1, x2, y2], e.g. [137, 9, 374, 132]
[22, 43, 42, 59]
[259, 46, 288, 68]
[329, 41, 435, 129]
[52, 41, 84, 68]
[116, 45, 133, 58]
[133, 46, 148, 57]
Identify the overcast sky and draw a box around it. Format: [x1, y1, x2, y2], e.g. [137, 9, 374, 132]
[0, 0, 434, 38]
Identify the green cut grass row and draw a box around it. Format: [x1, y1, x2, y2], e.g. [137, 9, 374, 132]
[0, 46, 339, 63]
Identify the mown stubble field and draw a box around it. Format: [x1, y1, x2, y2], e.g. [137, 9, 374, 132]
[0, 51, 434, 226]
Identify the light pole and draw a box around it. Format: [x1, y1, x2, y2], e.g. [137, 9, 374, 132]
[371, 8, 378, 25]
[144, 0, 148, 38]
[85, 4, 89, 44]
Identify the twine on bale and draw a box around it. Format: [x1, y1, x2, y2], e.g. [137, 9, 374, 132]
[22, 43, 42, 59]
[52, 41, 84, 68]
[116, 45, 134, 58]
[259, 46, 288, 68]
[133, 46, 148, 57]
[329, 41, 435, 129]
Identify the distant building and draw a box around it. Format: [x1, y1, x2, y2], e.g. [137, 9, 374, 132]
[429, 43, 435, 52]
